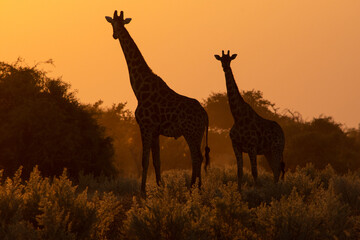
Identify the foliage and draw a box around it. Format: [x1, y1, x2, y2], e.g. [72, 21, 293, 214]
[2, 165, 359, 240]
[0, 60, 114, 178]
[202, 91, 360, 173]
[0, 167, 123, 240]
[91, 102, 192, 177]
[203, 90, 278, 131]
[88, 89, 360, 177]
[89, 101, 142, 177]
[285, 116, 360, 172]
[1, 58, 359, 238]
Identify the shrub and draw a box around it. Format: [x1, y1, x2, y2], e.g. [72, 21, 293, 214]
[255, 188, 353, 240]
[330, 172, 360, 214]
[1, 165, 360, 239]
[0, 61, 114, 178]
[0, 167, 122, 240]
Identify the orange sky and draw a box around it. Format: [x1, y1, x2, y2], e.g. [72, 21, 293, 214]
[1, 0, 359, 128]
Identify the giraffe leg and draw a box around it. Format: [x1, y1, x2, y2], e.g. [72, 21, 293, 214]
[196, 150, 203, 188]
[140, 130, 152, 196]
[185, 136, 203, 188]
[191, 158, 198, 187]
[231, 139, 243, 191]
[151, 135, 161, 186]
[248, 151, 258, 184]
[265, 151, 281, 183]
[192, 148, 203, 188]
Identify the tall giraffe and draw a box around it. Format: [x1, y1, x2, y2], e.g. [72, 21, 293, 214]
[106, 11, 210, 194]
[214, 50, 285, 190]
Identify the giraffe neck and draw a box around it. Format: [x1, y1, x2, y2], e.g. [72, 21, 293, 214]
[117, 26, 153, 100]
[224, 67, 247, 121]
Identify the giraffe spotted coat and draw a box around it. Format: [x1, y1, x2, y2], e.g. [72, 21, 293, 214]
[106, 11, 210, 195]
[215, 50, 285, 191]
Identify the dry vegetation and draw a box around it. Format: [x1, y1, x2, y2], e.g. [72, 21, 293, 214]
[2, 58, 360, 240]
[1, 164, 359, 240]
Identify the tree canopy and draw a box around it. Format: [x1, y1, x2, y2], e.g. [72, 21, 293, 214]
[203, 91, 360, 173]
[0, 60, 114, 178]
[1, 59, 358, 178]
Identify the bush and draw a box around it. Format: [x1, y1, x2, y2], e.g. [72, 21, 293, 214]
[122, 165, 360, 240]
[1, 165, 360, 239]
[202, 91, 360, 174]
[0, 167, 122, 240]
[0, 60, 114, 178]
[255, 188, 353, 240]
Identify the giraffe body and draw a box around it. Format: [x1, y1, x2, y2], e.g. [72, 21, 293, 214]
[106, 11, 209, 195]
[215, 51, 285, 190]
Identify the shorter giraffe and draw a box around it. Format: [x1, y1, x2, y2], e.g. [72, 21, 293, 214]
[215, 50, 285, 190]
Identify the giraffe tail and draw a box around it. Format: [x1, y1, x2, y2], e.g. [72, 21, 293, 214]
[204, 116, 210, 172]
[280, 156, 285, 180]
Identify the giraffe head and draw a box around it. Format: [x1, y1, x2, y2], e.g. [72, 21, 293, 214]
[214, 50, 237, 71]
[105, 10, 132, 39]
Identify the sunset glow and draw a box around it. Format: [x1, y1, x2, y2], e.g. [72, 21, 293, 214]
[1, 0, 359, 127]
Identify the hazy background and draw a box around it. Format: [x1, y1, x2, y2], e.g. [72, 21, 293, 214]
[1, 0, 359, 128]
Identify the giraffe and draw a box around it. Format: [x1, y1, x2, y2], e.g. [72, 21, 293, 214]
[106, 11, 210, 195]
[214, 50, 285, 191]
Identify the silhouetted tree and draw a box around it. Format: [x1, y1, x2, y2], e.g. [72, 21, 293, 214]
[203, 90, 278, 131]
[203, 91, 360, 173]
[90, 101, 142, 176]
[0, 60, 114, 178]
[92, 101, 192, 176]
[285, 116, 360, 172]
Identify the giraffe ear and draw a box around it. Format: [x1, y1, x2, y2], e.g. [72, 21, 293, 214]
[105, 16, 113, 23]
[230, 54, 237, 60]
[124, 18, 132, 24]
[214, 55, 221, 60]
